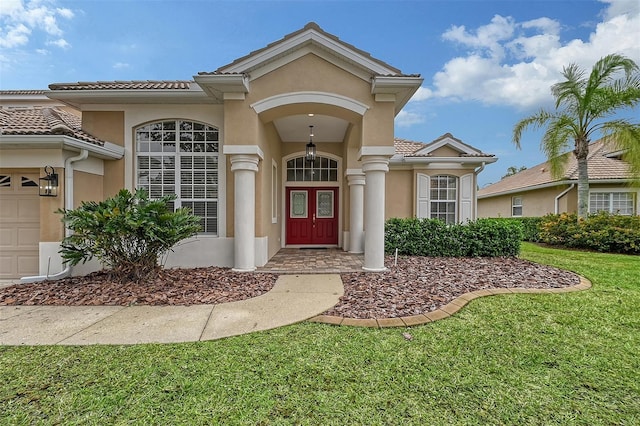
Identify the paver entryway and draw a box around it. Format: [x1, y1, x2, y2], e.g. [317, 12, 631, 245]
[257, 248, 364, 273]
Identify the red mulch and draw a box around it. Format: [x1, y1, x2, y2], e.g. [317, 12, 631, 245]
[0, 256, 580, 319]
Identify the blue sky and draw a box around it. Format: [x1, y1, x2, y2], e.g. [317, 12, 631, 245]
[1, 0, 639, 186]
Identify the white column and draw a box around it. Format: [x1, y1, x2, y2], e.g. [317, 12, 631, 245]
[230, 154, 260, 272]
[361, 156, 389, 271]
[347, 170, 365, 254]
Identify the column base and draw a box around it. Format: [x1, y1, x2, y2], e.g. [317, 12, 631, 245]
[232, 267, 256, 273]
[362, 266, 387, 272]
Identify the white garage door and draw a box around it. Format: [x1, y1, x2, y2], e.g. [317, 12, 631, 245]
[0, 173, 40, 279]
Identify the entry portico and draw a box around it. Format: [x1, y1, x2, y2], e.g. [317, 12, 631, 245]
[196, 22, 423, 271]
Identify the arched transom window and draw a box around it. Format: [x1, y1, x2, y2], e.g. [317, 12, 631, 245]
[286, 156, 338, 182]
[136, 120, 219, 234]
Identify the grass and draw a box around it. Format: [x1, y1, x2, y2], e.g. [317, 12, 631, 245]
[1, 243, 639, 425]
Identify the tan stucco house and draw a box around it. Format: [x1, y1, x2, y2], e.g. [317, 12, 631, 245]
[478, 138, 639, 218]
[0, 23, 496, 281]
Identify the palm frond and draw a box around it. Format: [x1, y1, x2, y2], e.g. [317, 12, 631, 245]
[512, 109, 554, 148]
[540, 115, 575, 179]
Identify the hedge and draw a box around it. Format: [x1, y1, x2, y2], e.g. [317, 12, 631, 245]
[539, 212, 640, 254]
[385, 217, 523, 257]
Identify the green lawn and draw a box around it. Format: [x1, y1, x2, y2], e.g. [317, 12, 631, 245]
[2, 243, 639, 425]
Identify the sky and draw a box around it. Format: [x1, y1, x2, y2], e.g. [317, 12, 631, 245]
[1, 0, 639, 186]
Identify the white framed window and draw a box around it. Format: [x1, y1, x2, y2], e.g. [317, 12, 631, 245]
[512, 196, 523, 217]
[286, 156, 338, 182]
[272, 159, 278, 223]
[589, 191, 635, 215]
[430, 175, 457, 224]
[136, 120, 219, 234]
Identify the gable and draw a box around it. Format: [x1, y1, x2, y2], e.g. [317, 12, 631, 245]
[213, 22, 402, 82]
[413, 133, 483, 157]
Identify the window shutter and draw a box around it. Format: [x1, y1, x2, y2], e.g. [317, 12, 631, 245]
[416, 173, 430, 218]
[459, 173, 473, 223]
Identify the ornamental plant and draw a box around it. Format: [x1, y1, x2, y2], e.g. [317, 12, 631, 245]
[58, 189, 201, 282]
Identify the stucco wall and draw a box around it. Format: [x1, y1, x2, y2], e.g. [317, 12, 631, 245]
[477, 184, 578, 217]
[82, 111, 124, 198]
[386, 170, 413, 219]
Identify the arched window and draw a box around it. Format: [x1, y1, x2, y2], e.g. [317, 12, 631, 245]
[430, 175, 457, 224]
[286, 155, 338, 182]
[136, 120, 219, 234]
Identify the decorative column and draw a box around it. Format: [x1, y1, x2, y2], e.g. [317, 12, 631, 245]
[361, 155, 390, 271]
[228, 153, 261, 272]
[346, 170, 365, 254]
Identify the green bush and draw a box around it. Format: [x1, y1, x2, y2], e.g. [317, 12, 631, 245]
[58, 189, 201, 282]
[540, 212, 640, 254]
[509, 217, 544, 242]
[385, 217, 522, 257]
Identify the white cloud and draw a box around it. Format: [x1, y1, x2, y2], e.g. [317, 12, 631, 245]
[113, 62, 130, 69]
[0, 0, 75, 50]
[395, 110, 425, 127]
[415, 0, 640, 110]
[47, 38, 69, 49]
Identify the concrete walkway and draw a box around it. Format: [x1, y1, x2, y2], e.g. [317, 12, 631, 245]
[0, 274, 343, 346]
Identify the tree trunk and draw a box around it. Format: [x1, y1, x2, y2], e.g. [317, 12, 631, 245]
[574, 138, 590, 219]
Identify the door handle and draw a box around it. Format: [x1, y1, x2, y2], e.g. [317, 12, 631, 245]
[312, 213, 316, 226]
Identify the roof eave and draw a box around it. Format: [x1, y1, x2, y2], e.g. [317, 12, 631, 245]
[0, 135, 124, 160]
[47, 89, 212, 108]
[193, 74, 250, 101]
[372, 75, 424, 114]
[390, 155, 497, 166]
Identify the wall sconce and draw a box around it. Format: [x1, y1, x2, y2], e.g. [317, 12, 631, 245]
[39, 165, 58, 197]
[305, 125, 316, 164]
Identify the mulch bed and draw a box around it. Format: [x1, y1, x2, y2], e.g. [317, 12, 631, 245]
[0, 256, 580, 319]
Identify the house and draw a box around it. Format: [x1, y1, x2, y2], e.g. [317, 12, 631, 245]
[0, 22, 496, 280]
[477, 138, 639, 218]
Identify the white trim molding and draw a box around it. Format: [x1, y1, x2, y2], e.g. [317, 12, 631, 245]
[251, 91, 369, 116]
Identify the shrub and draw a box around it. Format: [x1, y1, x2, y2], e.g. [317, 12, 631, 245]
[385, 217, 522, 257]
[58, 189, 201, 282]
[540, 212, 640, 254]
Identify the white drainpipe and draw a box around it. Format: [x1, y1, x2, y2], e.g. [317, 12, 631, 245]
[474, 162, 486, 219]
[21, 149, 89, 283]
[555, 184, 575, 214]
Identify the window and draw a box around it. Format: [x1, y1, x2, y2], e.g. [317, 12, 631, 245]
[589, 191, 635, 215]
[430, 175, 457, 224]
[512, 196, 523, 217]
[286, 156, 338, 182]
[136, 120, 219, 234]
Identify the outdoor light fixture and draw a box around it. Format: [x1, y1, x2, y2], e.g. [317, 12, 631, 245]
[39, 165, 58, 197]
[305, 125, 316, 164]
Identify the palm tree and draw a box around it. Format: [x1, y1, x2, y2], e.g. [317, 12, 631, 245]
[513, 53, 640, 219]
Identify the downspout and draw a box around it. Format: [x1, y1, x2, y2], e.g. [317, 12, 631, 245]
[21, 149, 89, 283]
[555, 184, 575, 214]
[474, 162, 486, 219]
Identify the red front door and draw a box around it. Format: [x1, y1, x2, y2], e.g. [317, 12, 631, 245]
[286, 187, 338, 245]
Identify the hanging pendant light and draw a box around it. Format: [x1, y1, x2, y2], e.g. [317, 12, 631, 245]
[305, 125, 316, 164]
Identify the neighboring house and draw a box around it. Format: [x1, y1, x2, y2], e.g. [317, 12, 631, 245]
[478, 138, 639, 218]
[0, 22, 495, 280]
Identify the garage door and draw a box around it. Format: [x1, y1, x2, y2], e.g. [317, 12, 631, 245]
[0, 173, 40, 279]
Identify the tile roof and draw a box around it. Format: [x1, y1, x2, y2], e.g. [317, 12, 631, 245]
[48, 81, 194, 91]
[478, 138, 632, 197]
[393, 138, 430, 156]
[0, 90, 48, 96]
[0, 107, 106, 146]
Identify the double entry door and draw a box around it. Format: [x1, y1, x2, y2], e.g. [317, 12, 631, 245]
[286, 187, 338, 245]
